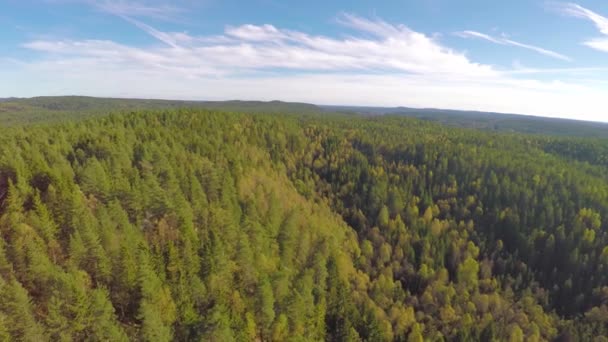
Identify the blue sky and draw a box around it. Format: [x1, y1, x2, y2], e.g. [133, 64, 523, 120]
[2, 0, 608, 121]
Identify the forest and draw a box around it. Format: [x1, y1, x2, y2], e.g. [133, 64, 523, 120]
[0, 103, 608, 341]
[3, 96, 608, 138]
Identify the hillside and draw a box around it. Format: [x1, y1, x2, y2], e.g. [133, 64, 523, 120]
[0, 108, 607, 340]
[323, 105, 608, 138]
[0, 96, 322, 126]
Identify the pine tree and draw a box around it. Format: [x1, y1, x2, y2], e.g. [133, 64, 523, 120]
[0, 278, 46, 341]
[137, 250, 176, 342]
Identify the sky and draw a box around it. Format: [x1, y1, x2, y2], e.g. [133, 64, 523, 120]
[2, 1, 608, 122]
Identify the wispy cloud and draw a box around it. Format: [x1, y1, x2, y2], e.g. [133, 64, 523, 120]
[555, 2, 608, 53]
[26, 14, 497, 78]
[94, 0, 182, 19]
[120, 16, 182, 48]
[454, 30, 571, 61]
[7, 13, 608, 122]
[556, 2, 608, 34]
[45, 0, 183, 20]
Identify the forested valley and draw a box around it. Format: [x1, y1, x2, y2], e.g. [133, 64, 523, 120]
[1, 107, 608, 341]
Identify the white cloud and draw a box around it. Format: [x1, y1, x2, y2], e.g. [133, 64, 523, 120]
[557, 3, 608, 35]
[454, 30, 571, 61]
[583, 37, 608, 52]
[5, 13, 608, 122]
[225, 24, 287, 42]
[22, 14, 499, 78]
[556, 3, 608, 53]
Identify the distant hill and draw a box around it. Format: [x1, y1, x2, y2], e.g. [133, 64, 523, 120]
[11, 96, 319, 113]
[0, 96, 323, 126]
[1, 96, 607, 138]
[323, 105, 608, 138]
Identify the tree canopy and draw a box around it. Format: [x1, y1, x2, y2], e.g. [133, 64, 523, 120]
[0, 108, 607, 340]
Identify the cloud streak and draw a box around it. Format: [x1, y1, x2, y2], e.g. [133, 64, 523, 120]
[97, 0, 181, 19]
[556, 2, 608, 53]
[44, 0, 183, 20]
[556, 2, 608, 34]
[454, 30, 571, 61]
[24, 14, 499, 78]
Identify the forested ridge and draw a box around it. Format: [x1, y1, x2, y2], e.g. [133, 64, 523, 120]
[3, 96, 608, 139]
[0, 96, 322, 126]
[0, 108, 608, 341]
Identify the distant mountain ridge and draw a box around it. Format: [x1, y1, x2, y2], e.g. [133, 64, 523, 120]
[0, 96, 322, 126]
[7, 96, 320, 114]
[323, 105, 608, 138]
[1, 95, 607, 137]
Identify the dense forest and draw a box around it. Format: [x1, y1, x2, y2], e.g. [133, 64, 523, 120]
[3, 96, 608, 138]
[0, 96, 321, 126]
[1, 105, 608, 341]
